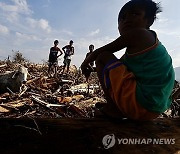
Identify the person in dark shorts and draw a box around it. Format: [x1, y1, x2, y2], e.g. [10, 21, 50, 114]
[48, 40, 63, 77]
[82, 44, 95, 82]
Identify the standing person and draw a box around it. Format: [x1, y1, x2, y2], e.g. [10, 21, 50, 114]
[62, 40, 74, 74]
[48, 40, 63, 77]
[82, 44, 95, 82]
[81, 0, 175, 120]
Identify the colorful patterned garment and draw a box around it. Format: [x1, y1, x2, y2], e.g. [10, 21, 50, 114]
[103, 37, 175, 120]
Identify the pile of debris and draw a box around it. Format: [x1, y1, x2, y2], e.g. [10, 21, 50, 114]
[0, 61, 105, 118]
[0, 61, 179, 119]
[163, 80, 180, 118]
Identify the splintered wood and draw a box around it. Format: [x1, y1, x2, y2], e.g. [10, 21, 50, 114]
[0, 61, 179, 118]
[0, 62, 104, 118]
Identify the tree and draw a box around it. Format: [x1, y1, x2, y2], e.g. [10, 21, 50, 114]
[12, 50, 29, 64]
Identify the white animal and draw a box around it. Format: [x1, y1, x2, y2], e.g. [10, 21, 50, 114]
[0, 65, 28, 94]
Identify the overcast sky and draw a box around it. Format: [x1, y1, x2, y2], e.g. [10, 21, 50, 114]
[0, 0, 180, 68]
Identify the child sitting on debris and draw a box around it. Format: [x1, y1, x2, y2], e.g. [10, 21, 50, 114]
[81, 0, 175, 120]
[48, 40, 63, 77]
[82, 44, 95, 82]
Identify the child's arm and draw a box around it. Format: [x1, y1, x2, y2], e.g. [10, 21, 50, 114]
[48, 47, 52, 61]
[81, 28, 155, 69]
[57, 49, 63, 58]
[62, 46, 66, 54]
[81, 35, 127, 68]
[71, 47, 74, 55]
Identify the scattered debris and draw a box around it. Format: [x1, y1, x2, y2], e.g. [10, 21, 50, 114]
[0, 60, 179, 118]
[0, 61, 103, 118]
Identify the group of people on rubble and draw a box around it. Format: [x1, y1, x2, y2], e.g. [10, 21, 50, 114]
[48, 39, 95, 79]
[48, 39, 74, 75]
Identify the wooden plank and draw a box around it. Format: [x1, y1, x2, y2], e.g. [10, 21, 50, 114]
[0, 118, 179, 154]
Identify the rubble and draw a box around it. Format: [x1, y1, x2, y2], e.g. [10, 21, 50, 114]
[0, 60, 179, 119]
[0, 61, 103, 118]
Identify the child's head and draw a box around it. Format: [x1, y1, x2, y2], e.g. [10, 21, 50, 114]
[89, 44, 94, 52]
[54, 40, 59, 46]
[69, 40, 73, 45]
[118, 0, 161, 32]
